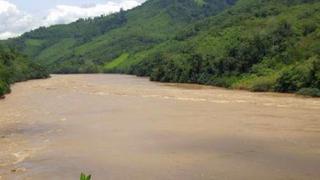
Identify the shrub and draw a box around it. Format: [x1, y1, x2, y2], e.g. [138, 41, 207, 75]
[297, 88, 320, 97]
[207, 76, 239, 88]
[0, 81, 10, 97]
[275, 64, 312, 92]
[275, 57, 320, 93]
[249, 77, 275, 92]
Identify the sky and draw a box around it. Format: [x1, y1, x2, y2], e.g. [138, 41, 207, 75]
[0, 0, 146, 40]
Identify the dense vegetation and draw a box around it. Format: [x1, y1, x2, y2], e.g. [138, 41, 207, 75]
[129, 0, 320, 96]
[4, 0, 320, 96]
[7, 0, 235, 73]
[0, 46, 49, 97]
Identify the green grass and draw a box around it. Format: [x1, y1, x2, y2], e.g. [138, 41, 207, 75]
[80, 173, 91, 180]
[36, 38, 76, 65]
[104, 53, 129, 71]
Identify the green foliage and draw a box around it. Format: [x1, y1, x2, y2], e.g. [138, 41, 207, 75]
[2, 0, 320, 96]
[249, 77, 276, 92]
[194, 0, 206, 7]
[0, 46, 49, 97]
[275, 65, 311, 92]
[297, 88, 320, 97]
[80, 173, 91, 180]
[104, 53, 129, 72]
[275, 57, 320, 92]
[5, 0, 234, 73]
[129, 0, 320, 94]
[0, 80, 10, 97]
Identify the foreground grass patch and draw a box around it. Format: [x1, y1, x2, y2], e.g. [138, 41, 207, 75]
[80, 173, 91, 180]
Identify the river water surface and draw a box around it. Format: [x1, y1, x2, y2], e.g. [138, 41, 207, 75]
[0, 74, 320, 180]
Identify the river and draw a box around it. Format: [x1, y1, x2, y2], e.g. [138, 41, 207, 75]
[0, 74, 320, 180]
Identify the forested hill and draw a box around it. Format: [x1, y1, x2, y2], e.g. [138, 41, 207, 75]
[6, 0, 236, 73]
[4, 0, 320, 96]
[0, 46, 49, 97]
[130, 0, 320, 96]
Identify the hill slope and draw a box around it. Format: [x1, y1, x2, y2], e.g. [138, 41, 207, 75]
[4, 0, 320, 96]
[7, 0, 236, 73]
[127, 0, 320, 96]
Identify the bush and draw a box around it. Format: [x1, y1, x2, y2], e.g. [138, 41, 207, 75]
[0, 81, 10, 97]
[297, 88, 320, 97]
[275, 57, 320, 93]
[249, 77, 275, 92]
[275, 64, 312, 92]
[207, 76, 239, 88]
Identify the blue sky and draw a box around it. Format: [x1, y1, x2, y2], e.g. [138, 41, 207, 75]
[0, 0, 145, 39]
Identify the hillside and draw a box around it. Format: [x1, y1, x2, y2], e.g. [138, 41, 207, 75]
[0, 46, 49, 97]
[4, 0, 320, 96]
[7, 0, 236, 73]
[127, 0, 320, 96]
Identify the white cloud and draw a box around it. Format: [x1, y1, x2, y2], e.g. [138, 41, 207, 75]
[0, 0, 16, 13]
[0, 0, 40, 39]
[0, 0, 141, 40]
[44, 1, 140, 26]
[0, 32, 19, 40]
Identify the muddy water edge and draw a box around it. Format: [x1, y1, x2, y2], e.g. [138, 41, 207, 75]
[0, 74, 320, 180]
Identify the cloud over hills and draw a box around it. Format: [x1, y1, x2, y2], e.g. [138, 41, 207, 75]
[0, 0, 141, 40]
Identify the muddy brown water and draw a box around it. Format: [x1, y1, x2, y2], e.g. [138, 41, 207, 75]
[0, 74, 320, 180]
